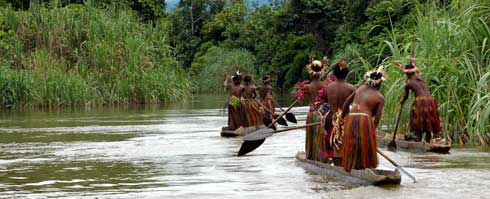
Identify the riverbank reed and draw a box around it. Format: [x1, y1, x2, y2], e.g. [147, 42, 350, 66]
[380, 0, 490, 145]
[0, 2, 192, 107]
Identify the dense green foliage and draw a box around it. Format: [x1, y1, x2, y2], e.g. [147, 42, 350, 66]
[380, 0, 490, 145]
[0, 1, 191, 106]
[0, 0, 488, 145]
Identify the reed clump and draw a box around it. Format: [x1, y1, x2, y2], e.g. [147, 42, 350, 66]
[0, 2, 192, 107]
[380, 0, 490, 145]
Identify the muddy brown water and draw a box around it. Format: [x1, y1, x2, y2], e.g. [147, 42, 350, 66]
[0, 95, 489, 198]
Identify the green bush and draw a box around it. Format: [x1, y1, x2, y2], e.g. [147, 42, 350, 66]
[192, 46, 256, 93]
[0, 2, 192, 107]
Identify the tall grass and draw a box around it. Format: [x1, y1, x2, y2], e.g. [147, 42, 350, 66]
[0, 1, 192, 107]
[191, 46, 257, 93]
[380, 0, 490, 145]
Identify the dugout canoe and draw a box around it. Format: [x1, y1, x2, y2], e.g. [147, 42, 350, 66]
[376, 133, 451, 153]
[220, 125, 267, 137]
[295, 152, 401, 186]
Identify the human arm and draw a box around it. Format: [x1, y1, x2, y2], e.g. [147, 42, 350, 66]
[223, 75, 231, 89]
[400, 83, 410, 105]
[341, 91, 355, 118]
[374, 97, 384, 128]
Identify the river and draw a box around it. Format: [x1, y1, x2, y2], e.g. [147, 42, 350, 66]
[0, 95, 489, 198]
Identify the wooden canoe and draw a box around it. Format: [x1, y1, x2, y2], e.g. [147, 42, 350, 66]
[376, 133, 451, 153]
[220, 125, 267, 137]
[295, 152, 401, 186]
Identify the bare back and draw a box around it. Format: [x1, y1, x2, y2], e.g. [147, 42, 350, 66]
[325, 80, 355, 112]
[343, 85, 384, 127]
[243, 84, 256, 99]
[230, 83, 244, 97]
[406, 75, 431, 97]
[304, 79, 324, 108]
[257, 85, 272, 100]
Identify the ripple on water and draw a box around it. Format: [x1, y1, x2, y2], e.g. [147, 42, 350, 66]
[0, 101, 489, 198]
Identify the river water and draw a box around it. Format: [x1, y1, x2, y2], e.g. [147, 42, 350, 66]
[0, 95, 489, 199]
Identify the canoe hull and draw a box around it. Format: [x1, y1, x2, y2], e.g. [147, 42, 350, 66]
[220, 125, 267, 137]
[295, 152, 401, 186]
[377, 134, 451, 153]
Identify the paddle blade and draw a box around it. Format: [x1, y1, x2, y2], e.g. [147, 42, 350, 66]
[263, 117, 272, 127]
[243, 128, 275, 141]
[286, 113, 297, 123]
[237, 139, 265, 156]
[387, 140, 397, 151]
[275, 115, 288, 126]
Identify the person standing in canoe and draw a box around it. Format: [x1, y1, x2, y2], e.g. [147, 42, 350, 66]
[341, 66, 386, 172]
[242, 74, 264, 127]
[295, 56, 329, 163]
[223, 71, 246, 131]
[392, 49, 441, 143]
[257, 75, 275, 122]
[321, 59, 356, 166]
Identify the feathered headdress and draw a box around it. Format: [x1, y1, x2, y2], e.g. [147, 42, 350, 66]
[306, 54, 328, 78]
[364, 65, 387, 87]
[392, 44, 420, 74]
[232, 70, 242, 81]
[333, 58, 348, 70]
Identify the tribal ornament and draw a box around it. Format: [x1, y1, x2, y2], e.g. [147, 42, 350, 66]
[392, 45, 420, 74]
[364, 65, 387, 87]
[306, 56, 328, 78]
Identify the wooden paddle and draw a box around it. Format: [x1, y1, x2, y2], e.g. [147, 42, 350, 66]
[377, 149, 416, 183]
[388, 105, 404, 151]
[256, 100, 288, 126]
[243, 122, 321, 141]
[237, 100, 298, 156]
[273, 100, 297, 123]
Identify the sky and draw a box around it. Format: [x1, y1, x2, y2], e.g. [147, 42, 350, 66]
[166, 0, 271, 11]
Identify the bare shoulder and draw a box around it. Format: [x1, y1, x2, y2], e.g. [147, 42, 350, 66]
[376, 91, 385, 102]
[347, 83, 356, 92]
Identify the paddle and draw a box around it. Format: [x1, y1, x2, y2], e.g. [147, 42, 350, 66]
[387, 104, 404, 151]
[273, 100, 297, 123]
[256, 100, 288, 127]
[237, 100, 298, 156]
[377, 149, 417, 183]
[243, 122, 321, 141]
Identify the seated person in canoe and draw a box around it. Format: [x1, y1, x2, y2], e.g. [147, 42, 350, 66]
[294, 55, 329, 163]
[392, 49, 441, 143]
[341, 66, 386, 172]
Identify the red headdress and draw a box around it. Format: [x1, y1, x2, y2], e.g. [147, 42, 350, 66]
[392, 45, 420, 74]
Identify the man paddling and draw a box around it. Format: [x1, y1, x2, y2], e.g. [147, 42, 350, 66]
[321, 59, 355, 166]
[341, 67, 386, 172]
[392, 50, 441, 143]
[224, 71, 246, 131]
[242, 75, 264, 127]
[295, 56, 329, 163]
[257, 75, 274, 121]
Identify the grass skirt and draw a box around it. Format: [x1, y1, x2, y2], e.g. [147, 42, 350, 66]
[410, 96, 441, 134]
[342, 113, 378, 172]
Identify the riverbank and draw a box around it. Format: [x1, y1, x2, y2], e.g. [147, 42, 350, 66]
[0, 3, 192, 107]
